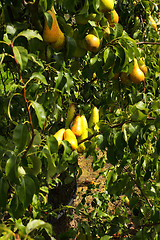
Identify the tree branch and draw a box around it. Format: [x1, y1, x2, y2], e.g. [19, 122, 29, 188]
[10, 43, 35, 158]
[137, 42, 160, 45]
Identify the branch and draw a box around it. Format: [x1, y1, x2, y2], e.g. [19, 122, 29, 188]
[137, 42, 160, 45]
[10, 43, 35, 158]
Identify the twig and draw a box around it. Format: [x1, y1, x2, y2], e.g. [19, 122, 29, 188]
[137, 42, 160, 45]
[10, 43, 35, 158]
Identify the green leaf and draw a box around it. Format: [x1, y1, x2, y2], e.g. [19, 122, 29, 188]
[100, 235, 112, 240]
[0, 177, 9, 208]
[131, 110, 147, 121]
[31, 101, 46, 129]
[114, 23, 123, 38]
[5, 155, 19, 184]
[64, 72, 74, 94]
[44, 11, 53, 30]
[13, 124, 29, 153]
[17, 29, 43, 41]
[29, 72, 48, 85]
[13, 46, 28, 70]
[26, 219, 52, 235]
[135, 101, 146, 111]
[103, 47, 115, 70]
[47, 135, 58, 155]
[55, 69, 66, 91]
[17, 175, 36, 208]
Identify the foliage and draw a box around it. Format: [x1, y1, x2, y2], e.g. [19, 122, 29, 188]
[0, 0, 160, 239]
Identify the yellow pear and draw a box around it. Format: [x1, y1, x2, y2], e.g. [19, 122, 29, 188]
[64, 129, 78, 150]
[105, 9, 119, 27]
[88, 106, 99, 134]
[84, 34, 101, 53]
[71, 115, 82, 137]
[53, 128, 65, 146]
[138, 59, 147, 75]
[78, 115, 88, 153]
[50, 31, 65, 51]
[149, 15, 157, 31]
[99, 0, 114, 13]
[65, 103, 76, 129]
[43, 7, 65, 50]
[129, 58, 145, 84]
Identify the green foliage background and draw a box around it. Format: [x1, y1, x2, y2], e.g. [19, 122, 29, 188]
[0, 0, 160, 239]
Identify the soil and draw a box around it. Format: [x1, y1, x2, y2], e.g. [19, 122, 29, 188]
[52, 150, 111, 239]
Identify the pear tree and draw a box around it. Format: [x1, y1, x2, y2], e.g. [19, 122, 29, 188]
[0, 0, 160, 239]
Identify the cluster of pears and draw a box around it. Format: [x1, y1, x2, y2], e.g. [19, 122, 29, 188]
[114, 58, 147, 85]
[73, 0, 119, 54]
[43, 6, 65, 51]
[53, 104, 100, 153]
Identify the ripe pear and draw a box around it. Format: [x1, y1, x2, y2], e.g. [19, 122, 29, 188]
[64, 129, 78, 150]
[78, 115, 88, 153]
[50, 31, 65, 51]
[105, 9, 119, 27]
[43, 7, 65, 50]
[138, 59, 147, 75]
[89, 106, 99, 134]
[120, 72, 131, 85]
[53, 128, 65, 146]
[71, 115, 82, 137]
[129, 58, 145, 84]
[99, 0, 114, 13]
[149, 15, 157, 31]
[84, 34, 101, 53]
[65, 103, 76, 128]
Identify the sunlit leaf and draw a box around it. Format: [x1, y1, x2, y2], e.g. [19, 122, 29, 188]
[31, 101, 46, 129]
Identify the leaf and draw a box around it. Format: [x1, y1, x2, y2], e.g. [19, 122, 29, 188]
[26, 219, 52, 235]
[135, 101, 146, 111]
[5, 155, 19, 184]
[55, 69, 67, 91]
[29, 72, 48, 85]
[131, 110, 147, 121]
[13, 123, 29, 153]
[64, 72, 74, 94]
[114, 23, 123, 38]
[44, 11, 53, 30]
[17, 29, 43, 41]
[31, 101, 46, 129]
[47, 135, 58, 155]
[100, 235, 112, 240]
[13, 46, 28, 70]
[0, 177, 9, 208]
[103, 47, 115, 70]
[79, 0, 89, 14]
[17, 175, 36, 208]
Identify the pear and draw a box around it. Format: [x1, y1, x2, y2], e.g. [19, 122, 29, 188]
[138, 59, 147, 75]
[50, 31, 65, 51]
[99, 0, 114, 13]
[64, 129, 78, 150]
[84, 34, 101, 53]
[120, 72, 131, 85]
[53, 128, 65, 146]
[89, 106, 99, 134]
[71, 115, 82, 137]
[149, 15, 157, 31]
[129, 58, 145, 84]
[105, 9, 119, 27]
[65, 103, 76, 129]
[78, 115, 88, 153]
[43, 7, 65, 50]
